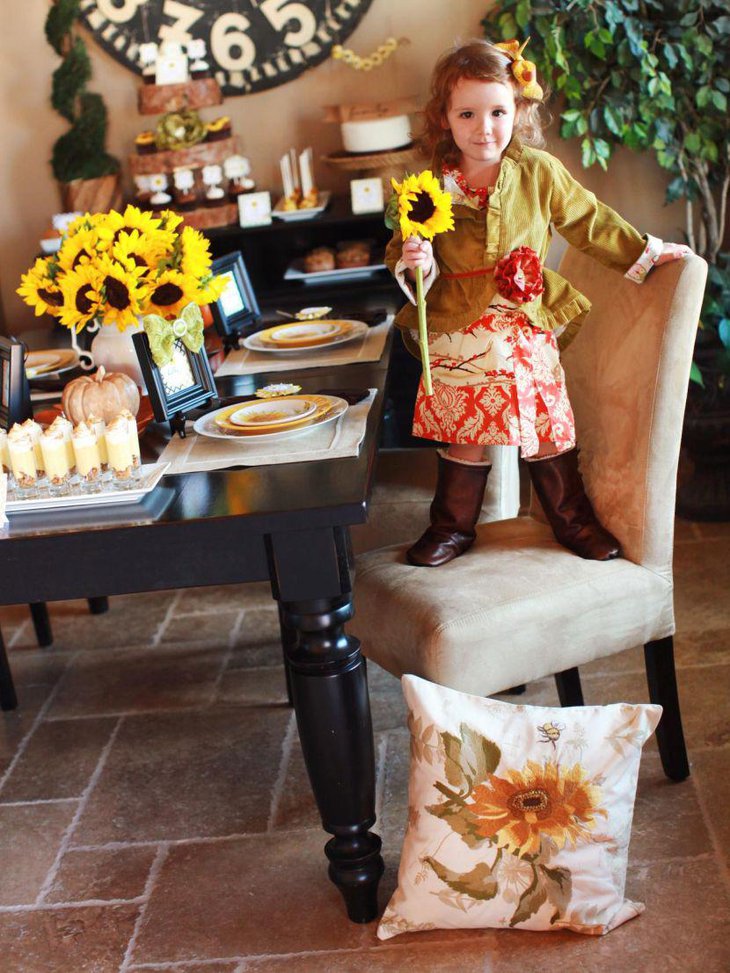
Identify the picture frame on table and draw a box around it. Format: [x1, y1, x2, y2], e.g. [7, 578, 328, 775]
[209, 251, 261, 351]
[132, 331, 217, 438]
[0, 336, 32, 431]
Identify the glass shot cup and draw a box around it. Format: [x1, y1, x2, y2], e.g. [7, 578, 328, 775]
[40, 433, 71, 496]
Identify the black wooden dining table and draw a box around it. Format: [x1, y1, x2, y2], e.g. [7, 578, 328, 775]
[0, 324, 397, 924]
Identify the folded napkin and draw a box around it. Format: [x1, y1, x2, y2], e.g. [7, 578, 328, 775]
[214, 319, 391, 377]
[157, 390, 377, 474]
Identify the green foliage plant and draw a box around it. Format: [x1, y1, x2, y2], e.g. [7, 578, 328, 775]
[45, 0, 119, 183]
[483, 1, 730, 398]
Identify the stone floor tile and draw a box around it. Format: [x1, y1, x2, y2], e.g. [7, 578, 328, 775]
[29, 593, 176, 653]
[242, 942, 500, 972]
[46, 644, 227, 719]
[0, 802, 77, 905]
[216, 666, 290, 706]
[3, 646, 73, 689]
[73, 707, 290, 844]
[0, 604, 35, 626]
[630, 753, 713, 863]
[179, 581, 272, 614]
[690, 746, 730, 868]
[45, 846, 158, 904]
[132, 831, 368, 964]
[673, 538, 729, 632]
[0, 684, 54, 770]
[0, 904, 138, 973]
[161, 611, 240, 648]
[132, 965, 238, 973]
[674, 626, 730, 668]
[234, 608, 281, 649]
[269, 738, 320, 832]
[227, 640, 283, 670]
[0, 717, 116, 802]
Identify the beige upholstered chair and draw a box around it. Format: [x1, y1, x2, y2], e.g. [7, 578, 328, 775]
[350, 251, 708, 781]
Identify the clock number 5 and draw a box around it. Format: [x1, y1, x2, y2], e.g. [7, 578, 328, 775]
[260, 0, 317, 47]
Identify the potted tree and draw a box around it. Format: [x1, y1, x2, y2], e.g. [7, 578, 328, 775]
[484, 0, 729, 519]
[45, 0, 121, 213]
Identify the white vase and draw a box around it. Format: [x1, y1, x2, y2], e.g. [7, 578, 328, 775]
[90, 319, 146, 390]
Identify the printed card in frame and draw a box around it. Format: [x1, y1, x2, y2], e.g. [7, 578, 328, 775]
[209, 251, 261, 350]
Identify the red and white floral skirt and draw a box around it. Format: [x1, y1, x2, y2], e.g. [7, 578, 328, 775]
[412, 307, 576, 458]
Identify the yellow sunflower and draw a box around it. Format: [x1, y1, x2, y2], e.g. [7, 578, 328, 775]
[16, 257, 64, 317]
[57, 264, 103, 332]
[96, 254, 146, 331]
[194, 272, 228, 304]
[141, 268, 195, 318]
[391, 170, 454, 240]
[468, 760, 606, 858]
[179, 226, 213, 279]
[57, 227, 101, 274]
[112, 229, 166, 276]
[97, 204, 174, 252]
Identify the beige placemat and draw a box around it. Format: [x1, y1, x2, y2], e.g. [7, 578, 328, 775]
[215, 319, 392, 377]
[158, 390, 377, 474]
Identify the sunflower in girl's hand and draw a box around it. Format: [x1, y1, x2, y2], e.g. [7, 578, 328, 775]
[388, 170, 455, 241]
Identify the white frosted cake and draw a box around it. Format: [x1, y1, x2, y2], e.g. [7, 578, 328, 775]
[341, 114, 411, 154]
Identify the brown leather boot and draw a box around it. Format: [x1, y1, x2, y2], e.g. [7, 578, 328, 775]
[528, 448, 621, 560]
[406, 454, 491, 567]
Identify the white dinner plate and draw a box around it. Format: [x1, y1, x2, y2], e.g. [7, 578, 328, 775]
[225, 397, 317, 428]
[283, 260, 387, 285]
[268, 321, 342, 344]
[272, 190, 331, 221]
[6, 463, 169, 514]
[242, 320, 368, 355]
[193, 396, 348, 443]
[25, 348, 80, 380]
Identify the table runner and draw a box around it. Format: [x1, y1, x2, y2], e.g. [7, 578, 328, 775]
[157, 390, 377, 474]
[214, 319, 392, 377]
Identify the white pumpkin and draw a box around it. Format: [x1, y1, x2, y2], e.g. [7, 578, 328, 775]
[61, 367, 140, 424]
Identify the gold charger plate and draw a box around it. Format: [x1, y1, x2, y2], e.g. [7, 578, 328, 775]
[195, 395, 348, 441]
[213, 395, 337, 435]
[26, 348, 79, 379]
[256, 321, 348, 348]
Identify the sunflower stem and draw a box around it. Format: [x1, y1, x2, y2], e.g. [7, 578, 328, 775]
[415, 265, 432, 396]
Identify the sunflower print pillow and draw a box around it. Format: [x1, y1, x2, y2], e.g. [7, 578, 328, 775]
[378, 674, 661, 940]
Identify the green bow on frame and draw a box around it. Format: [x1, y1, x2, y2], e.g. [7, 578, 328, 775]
[142, 302, 204, 368]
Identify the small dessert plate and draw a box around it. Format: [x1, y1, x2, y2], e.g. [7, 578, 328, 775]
[225, 397, 317, 429]
[272, 190, 331, 221]
[295, 306, 332, 320]
[267, 322, 342, 345]
[25, 351, 61, 377]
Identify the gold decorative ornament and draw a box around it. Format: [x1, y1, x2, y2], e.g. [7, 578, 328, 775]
[331, 36, 407, 72]
[155, 109, 207, 150]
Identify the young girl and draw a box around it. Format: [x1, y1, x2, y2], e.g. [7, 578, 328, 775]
[386, 38, 690, 568]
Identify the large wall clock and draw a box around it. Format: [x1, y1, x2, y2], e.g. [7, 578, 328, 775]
[78, 0, 375, 96]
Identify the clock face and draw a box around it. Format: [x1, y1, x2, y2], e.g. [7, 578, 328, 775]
[79, 0, 375, 96]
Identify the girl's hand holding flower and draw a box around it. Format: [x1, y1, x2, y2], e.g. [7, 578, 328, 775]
[402, 238, 434, 279]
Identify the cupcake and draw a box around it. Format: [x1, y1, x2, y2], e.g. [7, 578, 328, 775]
[205, 116, 231, 142]
[135, 131, 157, 155]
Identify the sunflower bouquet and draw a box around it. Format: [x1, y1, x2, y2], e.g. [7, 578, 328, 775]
[386, 171, 454, 395]
[17, 205, 226, 335]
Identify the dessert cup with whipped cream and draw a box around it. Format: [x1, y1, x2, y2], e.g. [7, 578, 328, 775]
[40, 427, 71, 494]
[87, 414, 109, 476]
[21, 418, 46, 484]
[8, 424, 38, 494]
[119, 410, 141, 476]
[50, 415, 76, 478]
[105, 415, 136, 488]
[72, 421, 103, 491]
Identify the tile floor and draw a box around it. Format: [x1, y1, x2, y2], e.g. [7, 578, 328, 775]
[1, 452, 728, 972]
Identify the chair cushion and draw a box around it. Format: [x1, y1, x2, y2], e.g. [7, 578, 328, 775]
[351, 518, 674, 696]
[377, 674, 661, 939]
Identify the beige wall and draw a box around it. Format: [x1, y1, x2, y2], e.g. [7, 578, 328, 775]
[0, 0, 685, 333]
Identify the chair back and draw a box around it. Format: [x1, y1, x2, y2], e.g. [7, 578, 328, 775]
[535, 250, 707, 577]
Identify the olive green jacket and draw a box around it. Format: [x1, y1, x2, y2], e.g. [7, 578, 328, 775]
[385, 138, 647, 352]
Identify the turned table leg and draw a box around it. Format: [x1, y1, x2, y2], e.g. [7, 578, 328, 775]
[267, 527, 384, 923]
[0, 625, 18, 711]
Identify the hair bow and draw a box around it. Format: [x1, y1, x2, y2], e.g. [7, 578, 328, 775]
[142, 301, 204, 368]
[494, 38, 544, 101]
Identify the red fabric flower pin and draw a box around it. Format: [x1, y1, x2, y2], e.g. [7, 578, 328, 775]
[494, 246, 545, 304]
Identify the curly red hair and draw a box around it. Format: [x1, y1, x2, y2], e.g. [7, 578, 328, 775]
[418, 39, 548, 169]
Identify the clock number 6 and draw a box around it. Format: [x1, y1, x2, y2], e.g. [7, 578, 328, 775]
[210, 13, 256, 71]
[260, 0, 316, 47]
